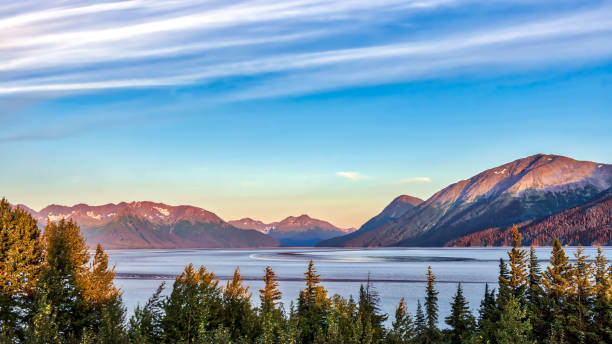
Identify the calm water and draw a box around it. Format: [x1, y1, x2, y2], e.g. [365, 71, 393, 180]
[108, 247, 612, 326]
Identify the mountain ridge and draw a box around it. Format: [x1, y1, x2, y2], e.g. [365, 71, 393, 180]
[319, 154, 612, 247]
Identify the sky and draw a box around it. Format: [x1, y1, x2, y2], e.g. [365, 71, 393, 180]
[1, 0, 611, 228]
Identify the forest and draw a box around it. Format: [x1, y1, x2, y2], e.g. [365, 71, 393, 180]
[1, 198, 611, 344]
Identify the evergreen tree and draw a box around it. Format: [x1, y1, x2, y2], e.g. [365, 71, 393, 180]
[0, 200, 43, 338]
[541, 238, 571, 343]
[445, 283, 475, 344]
[565, 245, 595, 342]
[356, 276, 387, 343]
[494, 296, 532, 344]
[526, 246, 547, 342]
[128, 283, 165, 344]
[477, 284, 497, 343]
[387, 297, 414, 344]
[503, 226, 528, 305]
[592, 247, 612, 343]
[36, 219, 90, 339]
[297, 260, 330, 344]
[423, 266, 440, 343]
[414, 300, 426, 336]
[497, 258, 511, 307]
[161, 264, 222, 343]
[23, 293, 61, 344]
[223, 267, 259, 340]
[260, 266, 282, 314]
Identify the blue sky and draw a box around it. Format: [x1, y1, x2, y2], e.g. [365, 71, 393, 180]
[1, 0, 611, 227]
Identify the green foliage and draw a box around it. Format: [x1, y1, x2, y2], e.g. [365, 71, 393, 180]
[445, 283, 475, 344]
[386, 297, 414, 344]
[128, 283, 165, 344]
[494, 296, 532, 344]
[422, 266, 441, 343]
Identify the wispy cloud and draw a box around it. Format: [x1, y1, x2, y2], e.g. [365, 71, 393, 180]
[399, 177, 431, 184]
[336, 171, 368, 181]
[0, 1, 610, 97]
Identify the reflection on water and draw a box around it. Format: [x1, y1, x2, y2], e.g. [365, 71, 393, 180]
[109, 247, 611, 326]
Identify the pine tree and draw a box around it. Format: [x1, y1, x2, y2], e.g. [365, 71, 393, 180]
[260, 266, 282, 314]
[565, 245, 595, 342]
[128, 282, 165, 344]
[223, 267, 258, 340]
[297, 260, 329, 344]
[0, 200, 43, 336]
[387, 297, 414, 344]
[414, 300, 426, 336]
[542, 238, 570, 301]
[494, 296, 532, 344]
[541, 238, 571, 342]
[497, 258, 511, 307]
[445, 283, 475, 344]
[477, 283, 497, 343]
[503, 226, 528, 304]
[423, 266, 440, 343]
[592, 246, 612, 343]
[526, 246, 547, 342]
[23, 293, 61, 344]
[356, 276, 387, 343]
[36, 219, 91, 338]
[161, 264, 222, 343]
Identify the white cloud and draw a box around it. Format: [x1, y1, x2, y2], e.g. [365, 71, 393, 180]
[336, 171, 368, 181]
[0, 1, 610, 96]
[399, 177, 431, 184]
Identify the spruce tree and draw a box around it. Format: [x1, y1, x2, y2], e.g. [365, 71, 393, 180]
[297, 260, 329, 344]
[494, 296, 532, 344]
[387, 297, 414, 344]
[223, 267, 258, 340]
[477, 283, 497, 342]
[161, 264, 222, 343]
[0, 200, 43, 336]
[526, 246, 547, 342]
[497, 258, 511, 307]
[414, 300, 426, 336]
[423, 266, 440, 343]
[357, 276, 387, 343]
[128, 283, 165, 344]
[36, 219, 90, 339]
[503, 226, 528, 304]
[445, 283, 475, 344]
[260, 266, 282, 314]
[566, 245, 595, 342]
[541, 238, 571, 342]
[592, 247, 612, 343]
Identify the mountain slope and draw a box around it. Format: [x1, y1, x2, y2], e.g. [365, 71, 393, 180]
[230, 214, 354, 246]
[448, 188, 612, 246]
[22, 201, 278, 249]
[318, 195, 422, 246]
[320, 154, 612, 247]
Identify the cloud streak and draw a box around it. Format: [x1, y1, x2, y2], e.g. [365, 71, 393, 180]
[336, 171, 368, 181]
[0, 1, 611, 97]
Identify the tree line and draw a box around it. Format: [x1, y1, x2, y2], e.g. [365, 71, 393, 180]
[1, 198, 611, 343]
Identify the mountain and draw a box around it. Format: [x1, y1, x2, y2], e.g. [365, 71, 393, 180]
[448, 187, 612, 246]
[230, 214, 354, 246]
[20, 201, 279, 249]
[319, 154, 612, 247]
[228, 218, 272, 232]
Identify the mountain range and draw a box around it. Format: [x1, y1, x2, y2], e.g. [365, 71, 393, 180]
[13, 153, 612, 248]
[319, 154, 612, 247]
[229, 215, 355, 246]
[19, 202, 278, 249]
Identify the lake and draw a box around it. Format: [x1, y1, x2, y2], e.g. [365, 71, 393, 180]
[108, 246, 612, 326]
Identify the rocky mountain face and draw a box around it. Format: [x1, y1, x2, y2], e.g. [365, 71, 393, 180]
[230, 214, 354, 246]
[319, 154, 612, 247]
[448, 187, 612, 246]
[19, 201, 278, 249]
